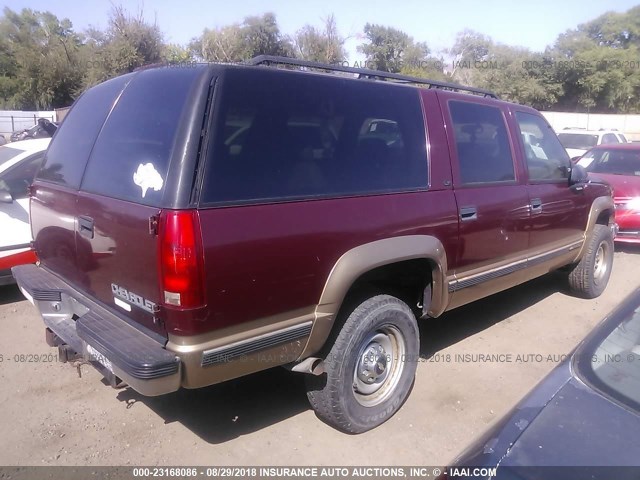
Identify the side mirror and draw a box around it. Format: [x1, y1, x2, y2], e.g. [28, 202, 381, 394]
[569, 164, 588, 186]
[0, 188, 12, 204]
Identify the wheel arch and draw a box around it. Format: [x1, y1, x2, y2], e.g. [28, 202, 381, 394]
[576, 195, 615, 260]
[298, 235, 449, 359]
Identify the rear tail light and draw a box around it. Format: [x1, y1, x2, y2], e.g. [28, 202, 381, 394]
[158, 210, 205, 309]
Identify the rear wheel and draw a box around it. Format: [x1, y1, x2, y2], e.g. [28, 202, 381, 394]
[567, 224, 614, 298]
[306, 294, 419, 434]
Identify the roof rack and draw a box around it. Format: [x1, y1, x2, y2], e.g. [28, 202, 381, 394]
[248, 55, 498, 99]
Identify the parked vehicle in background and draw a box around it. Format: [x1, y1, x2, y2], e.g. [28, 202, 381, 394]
[0, 138, 50, 284]
[10, 119, 57, 142]
[577, 144, 640, 245]
[0, 135, 7, 146]
[12, 56, 616, 434]
[448, 288, 640, 478]
[558, 128, 630, 160]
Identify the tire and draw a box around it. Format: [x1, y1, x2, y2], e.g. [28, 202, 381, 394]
[306, 294, 419, 434]
[567, 224, 614, 299]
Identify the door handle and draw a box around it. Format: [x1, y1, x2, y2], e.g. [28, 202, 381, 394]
[460, 206, 478, 222]
[530, 198, 542, 213]
[78, 215, 94, 239]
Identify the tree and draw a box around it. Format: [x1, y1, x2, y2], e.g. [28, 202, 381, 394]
[190, 13, 293, 62]
[294, 14, 346, 63]
[548, 5, 640, 112]
[163, 43, 192, 64]
[0, 7, 84, 109]
[357, 23, 413, 72]
[81, 5, 164, 87]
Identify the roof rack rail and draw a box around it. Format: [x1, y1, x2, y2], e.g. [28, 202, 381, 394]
[248, 55, 498, 99]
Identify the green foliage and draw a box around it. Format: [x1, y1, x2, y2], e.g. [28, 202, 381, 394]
[1, 4, 639, 112]
[81, 5, 165, 88]
[357, 23, 415, 72]
[294, 14, 346, 64]
[547, 6, 640, 112]
[0, 7, 84, 109]
[190, 13, 293, 62]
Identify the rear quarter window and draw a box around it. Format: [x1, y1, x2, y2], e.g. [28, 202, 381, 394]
[80, 68, 200, 206]
[201, 68, 427, 204]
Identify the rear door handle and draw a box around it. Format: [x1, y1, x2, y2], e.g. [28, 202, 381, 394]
[530, 198, 542, 214]
[78, 215, 94, 239]
[460, 206, 478, 222]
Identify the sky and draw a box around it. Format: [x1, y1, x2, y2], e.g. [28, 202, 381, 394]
[3, 0, 639, 60]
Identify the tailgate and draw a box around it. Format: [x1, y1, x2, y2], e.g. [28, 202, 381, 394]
[76, 192, 163, 335]
[31, 66, 208, 338]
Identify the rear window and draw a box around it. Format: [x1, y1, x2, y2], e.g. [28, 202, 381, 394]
[201, 68, 427, 204]
[557, 133, 598, 150]
[38, 75, 131, 188]
[582, 149, 640, 176]
[577, 292, 640, 414]
[0, 146, 25, 170]
[80, 68, 200, 206]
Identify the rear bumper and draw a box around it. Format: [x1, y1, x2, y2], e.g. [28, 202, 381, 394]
[11, 264, 181, 396]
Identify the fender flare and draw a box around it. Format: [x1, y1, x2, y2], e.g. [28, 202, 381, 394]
[576, 196, 615, 260]
[298, 235, 449, 359]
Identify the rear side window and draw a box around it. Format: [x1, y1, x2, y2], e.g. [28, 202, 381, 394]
[80, 68, 200, 206]
[37, 75, 130, 187]
[449, 101, 515, 185]
[202, 69, 427, 204]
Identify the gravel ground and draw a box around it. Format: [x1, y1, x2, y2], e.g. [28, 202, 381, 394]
[0, 248, 638, 467]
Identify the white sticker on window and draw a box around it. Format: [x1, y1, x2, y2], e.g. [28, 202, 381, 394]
[133, 163, 164, 198]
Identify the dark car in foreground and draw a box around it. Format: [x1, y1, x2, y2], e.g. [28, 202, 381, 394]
[448, 288, 640, 479]
[577, 144, 640, 245]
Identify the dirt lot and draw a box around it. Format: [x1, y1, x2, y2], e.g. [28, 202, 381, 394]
[1, 248, 639, 467]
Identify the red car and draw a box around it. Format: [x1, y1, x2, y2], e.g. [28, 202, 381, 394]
[579, 144, 640, 244]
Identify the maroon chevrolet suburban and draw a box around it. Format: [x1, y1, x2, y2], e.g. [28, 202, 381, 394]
[13, 56, 616, 433]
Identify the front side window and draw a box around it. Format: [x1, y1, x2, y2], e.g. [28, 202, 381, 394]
[449, 101, 515, 185]
[201, 69, 427, 204]
[516, 112, 570, 181]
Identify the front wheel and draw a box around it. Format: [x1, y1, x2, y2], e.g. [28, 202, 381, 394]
[567, 224, 614, 298]
[306, 294, 419, 434]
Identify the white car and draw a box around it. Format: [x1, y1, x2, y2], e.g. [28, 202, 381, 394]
[0, 138, 50, 285]
[557, 128, 630, 159]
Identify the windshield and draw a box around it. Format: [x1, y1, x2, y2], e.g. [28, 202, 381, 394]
[0, 146, 26, 170]
[580, 149, 640, 176]
[558, 133, 598, 150]
[576, 291, 640, 414]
